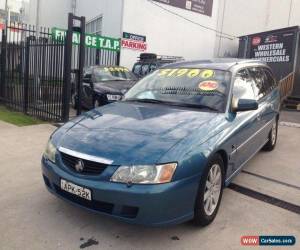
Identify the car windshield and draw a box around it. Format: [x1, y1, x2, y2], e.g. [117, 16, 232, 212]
[124, 68, 231, 112]
[94, 67, 136, 82]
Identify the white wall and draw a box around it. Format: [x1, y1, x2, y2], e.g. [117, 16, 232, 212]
[18, 0, 123, 36]
[76, 0, 123, 38]
[120, 0, 220, 69]
[21, 0, 123, 37]
[24, 0, 72, 28]
[216, 0, 300, 58]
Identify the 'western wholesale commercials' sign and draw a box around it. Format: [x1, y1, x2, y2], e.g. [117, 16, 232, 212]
[51, 28, 120, 52]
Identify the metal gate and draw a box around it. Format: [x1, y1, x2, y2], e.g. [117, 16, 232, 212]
[0, 23, 66, 122]
[0, 14, 121, 122]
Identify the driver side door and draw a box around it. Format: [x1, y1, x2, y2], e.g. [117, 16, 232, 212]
[228, 68, 261, 171]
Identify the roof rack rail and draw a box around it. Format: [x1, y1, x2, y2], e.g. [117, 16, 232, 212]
[157, 55, 184, 61]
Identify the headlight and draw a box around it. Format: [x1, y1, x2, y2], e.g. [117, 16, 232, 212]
[44, 140, 57, 163]
[110, 163, 177, 184]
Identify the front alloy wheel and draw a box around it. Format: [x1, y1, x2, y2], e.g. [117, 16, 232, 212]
[193, 154, 224, 226]
[204, 164, 222, 216]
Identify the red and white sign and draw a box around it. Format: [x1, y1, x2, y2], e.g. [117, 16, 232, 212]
[252, 36, 261, 46]
[121, 38, 147, 51]
[0, 23, 5, 30]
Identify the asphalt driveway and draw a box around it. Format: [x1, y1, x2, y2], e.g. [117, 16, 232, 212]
[0, 113, 299, 250]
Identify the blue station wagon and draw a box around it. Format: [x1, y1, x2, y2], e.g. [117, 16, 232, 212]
[42, 59, 280, 226]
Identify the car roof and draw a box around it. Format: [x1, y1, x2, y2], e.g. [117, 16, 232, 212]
[161, 58, 268, 71]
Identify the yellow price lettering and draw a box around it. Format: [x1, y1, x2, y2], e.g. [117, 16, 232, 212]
[159, 69, 172, 76]
[176, 69, 189, 77]
[187, 69, 200, 78]
[200, 69, 214, 78]
[167, 69, 179, 76]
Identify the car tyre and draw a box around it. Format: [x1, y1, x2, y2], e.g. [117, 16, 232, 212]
[193, 154, 224, 227]
[262, 119, 278, 151]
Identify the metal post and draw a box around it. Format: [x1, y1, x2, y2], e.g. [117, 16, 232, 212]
[62, 13, 73, 122]
[35, 0, 40, 38]
[23, 37, 30, 113]
[116, 51, 120, 66]
[0, 31, 7, 100]
[76, 16, 85, 116]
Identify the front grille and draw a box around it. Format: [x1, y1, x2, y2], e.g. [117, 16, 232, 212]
[60, 152, 108, 175]
[54, 185, 114, 214]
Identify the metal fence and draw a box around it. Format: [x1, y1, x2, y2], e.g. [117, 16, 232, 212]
[0, 20, 121, 122]
[279, 72, 295, 102]
[0, 23, 67, 121]
[84, 47, 120, 67]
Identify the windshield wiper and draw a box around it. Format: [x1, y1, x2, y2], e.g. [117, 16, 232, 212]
[170, 102, 219, 111]
[125, 98, 219, 111]
[125, 98, 168, 104]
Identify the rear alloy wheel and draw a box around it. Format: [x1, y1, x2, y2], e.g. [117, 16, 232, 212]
[262, 119, 278, 151]
[193, 154, 224, 226]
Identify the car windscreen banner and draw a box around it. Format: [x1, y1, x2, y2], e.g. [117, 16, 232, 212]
[249, 30, 297, 80]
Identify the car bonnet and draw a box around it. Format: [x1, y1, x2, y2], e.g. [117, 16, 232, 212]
[56, 102, 219, 165]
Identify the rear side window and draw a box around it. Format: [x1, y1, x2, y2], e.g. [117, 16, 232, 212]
[149, 63, 157, 73]
[248, 67, 267, 100]
[133, 63, 142, 75]
[233, 69, 256, 99]
[141, 64, 150, 76]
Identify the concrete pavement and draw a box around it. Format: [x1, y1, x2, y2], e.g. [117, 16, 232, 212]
[0, 118, 299, 250]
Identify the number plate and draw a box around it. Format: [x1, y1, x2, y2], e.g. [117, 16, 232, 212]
[107, 94, 122, 101]
[60, 179, 92, 201]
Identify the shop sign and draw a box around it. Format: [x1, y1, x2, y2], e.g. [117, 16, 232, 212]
[153, 0, 214, 17]
[250, 32, 295, 63]
[123, 32, 146, 42]
[51, 27, 120, 52]
[121, 38, 147, 51]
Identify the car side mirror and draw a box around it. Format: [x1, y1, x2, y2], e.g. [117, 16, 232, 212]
[232, 98, 258, 112]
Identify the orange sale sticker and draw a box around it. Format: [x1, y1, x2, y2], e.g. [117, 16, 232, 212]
[198, 81, 219, 91]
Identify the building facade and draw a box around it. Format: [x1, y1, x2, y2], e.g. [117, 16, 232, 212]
[3, 0, 300, 69]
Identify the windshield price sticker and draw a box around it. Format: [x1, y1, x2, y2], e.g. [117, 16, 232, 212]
[200, 69, 215, 78]
[104, 67, 129, 72]
[198, 81, 219, 91]
[158, 69, 215, 78]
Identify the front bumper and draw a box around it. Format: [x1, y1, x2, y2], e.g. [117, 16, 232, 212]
[41, 157, 200, 226]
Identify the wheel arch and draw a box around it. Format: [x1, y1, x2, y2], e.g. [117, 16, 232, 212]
[214, 149, 228, 177]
